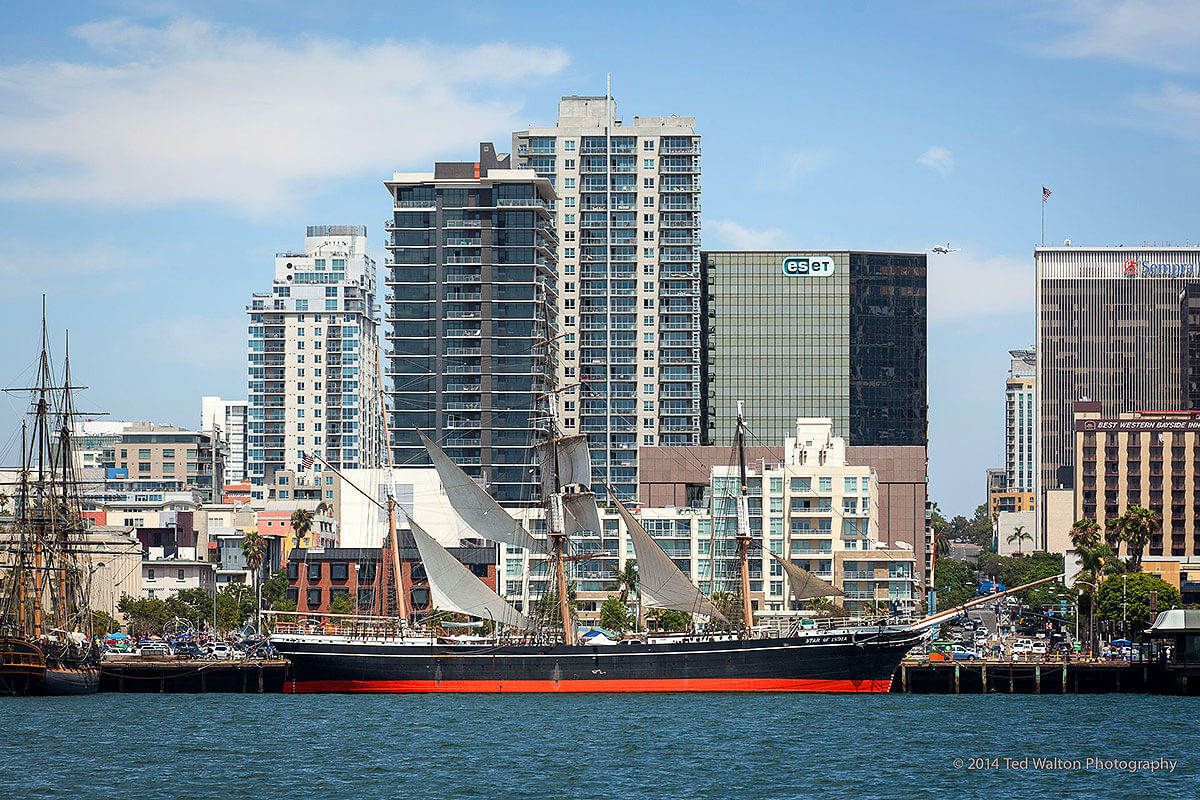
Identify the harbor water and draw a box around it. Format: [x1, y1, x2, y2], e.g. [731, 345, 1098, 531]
[2, 693, 1194, 799]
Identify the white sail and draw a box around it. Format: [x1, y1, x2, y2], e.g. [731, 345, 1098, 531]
[611, 495, 726, 621]
[405, 514, 531, 629]
[563, 492, 601, 536]
[417, 429, 547, 555]
[768, 551, 844, 601]
[534, 434, 592, 492]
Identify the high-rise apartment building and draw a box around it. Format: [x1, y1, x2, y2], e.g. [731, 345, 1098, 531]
[383, 143, 557, 504]
[1035, 247, 1200, 513]
[1005, 347, 1036, 493]
[513, 96, 701, 501]
[201, 396, 248, 484]
[246, 225, 383, 501]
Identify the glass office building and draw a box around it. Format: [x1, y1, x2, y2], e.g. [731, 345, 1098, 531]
[702, 251, 927, 449]
[384, 143, 557, 505]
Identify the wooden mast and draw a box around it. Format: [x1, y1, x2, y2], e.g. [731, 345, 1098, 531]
[376, 337, 406, 621]
[547, 396, 573, 645]
[735, 401, 753, 630]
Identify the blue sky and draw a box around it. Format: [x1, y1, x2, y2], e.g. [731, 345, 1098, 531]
[3, 0, 1200, 517]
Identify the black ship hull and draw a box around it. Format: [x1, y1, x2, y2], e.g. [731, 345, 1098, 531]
[0, 637, 46, 696]
[40, 664, 100, 695]
[274, 628, 922, 693]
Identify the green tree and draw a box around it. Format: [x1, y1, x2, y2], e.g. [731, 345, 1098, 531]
[117, 595, 171, 638]
[241, 530, 268, 632]
[1115, 505, 1159, 571]
[651, 609, 692, 633]
[933, 558, 975, 611]
[599, 596, 631, 633]
[1096, 572, 1180, 636]
[214, 584, 255, 632]
[165, 588, 213, 631]
[328, 591, 355, 615]
[290, 508, 315, 549]
[260, 568, 294, 611]
[1007, 525, 1034, 556]
[1070, 518, 1102, 550]
[91, 610, 121, 636]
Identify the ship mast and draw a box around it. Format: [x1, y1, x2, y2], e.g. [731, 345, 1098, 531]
[735, 401, 753, 631]
[546, 395, 574, 645]
[377, 342, 407, 622]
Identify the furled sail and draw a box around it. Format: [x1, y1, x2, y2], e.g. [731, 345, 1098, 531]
[610, 493, 726, 621]
[534, 434, 592, 492]
[769, 551, 844, 601]
[563, 492, 601, 536]
[405, 514, 531, 629]
[417, 429, 547, 555]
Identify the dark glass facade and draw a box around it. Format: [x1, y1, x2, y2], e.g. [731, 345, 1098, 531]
[385, 147, 557, 504]
[848, 252, 928, 446]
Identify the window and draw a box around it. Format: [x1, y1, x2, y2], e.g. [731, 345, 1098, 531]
[643, 140, 655, 151]
[162, 449, 175, 458]
[138, 449, 151, 459]
[843, 498, 857, 515]
[287, 562, 299, 580]
[564, 159, 576, 170]
[643, 213, 654, 223]
[330, 562, 350, 581]
[644, 159, 654, 169]
[643, 265, 655, 275]
[862, 477, 870, 491]
[564, 140, 576, 151]
[325, 299, 338, 311]
[643, 196, 655, 207]
[643, 332, 654, 343]
[818, 477, 832, 492]
[563, 177, 575, 189]
[564, 197, 575, 207]
[642, 177, 655, 189]
[177, 569, 185, 580]
[306, 588, 322, 608]
[643, 247, 654, 258]
[307, 563, 321, 580]
[845, 477, 858, 493]
[643, 418, 655, 429]
[643, 298, 654, 309]
[643, 400, 655, 411]
[138, 462, 150, 472]
[564, 213, 576, 224]
[643, 435, 655, 444]
[643, 230, 655, 240]
[770, 477, 783, 494]
[295, 300, 308, 311]
[791, 477, 811, 492]
[148, 569, 155, 580]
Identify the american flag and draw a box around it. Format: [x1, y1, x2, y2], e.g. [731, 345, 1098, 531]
[1042, 186, 1052, 202]
[302, 451, 314, 470]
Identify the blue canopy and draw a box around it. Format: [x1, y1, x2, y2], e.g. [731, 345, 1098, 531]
[104, 632, 130, 640]
[1109, 639, 1133, 647]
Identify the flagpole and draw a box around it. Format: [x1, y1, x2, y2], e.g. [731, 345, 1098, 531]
[1041, 192, 1045, 247]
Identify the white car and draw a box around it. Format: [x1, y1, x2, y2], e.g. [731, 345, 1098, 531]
[207, 643, 233, 660]
[1012, 638, 1034, 655]
[1031, 641, 1048, 656]
[974, 627, 989, 640]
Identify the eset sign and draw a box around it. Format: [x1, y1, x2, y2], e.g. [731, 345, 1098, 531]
[781, 256, 835, 277]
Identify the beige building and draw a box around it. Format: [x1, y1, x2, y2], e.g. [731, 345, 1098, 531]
[1072, 403, 1200, 559]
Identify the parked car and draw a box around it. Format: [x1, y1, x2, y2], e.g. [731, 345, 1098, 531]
[1030, 641, 1048, 656]
[172, 642, 204, 659]
[950, 645, 981, 661]
[137, 643, 172, 658]
[973, 627, 989, 640]
[1012, 638, 1034, 655]
[207, 643, 234, 660]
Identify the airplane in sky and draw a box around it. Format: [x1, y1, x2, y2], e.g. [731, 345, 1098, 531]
[929, 242, 960, 254]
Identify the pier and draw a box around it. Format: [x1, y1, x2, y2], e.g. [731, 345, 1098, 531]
[893, 660, 1200, 695]
[100, 660, 288, 693]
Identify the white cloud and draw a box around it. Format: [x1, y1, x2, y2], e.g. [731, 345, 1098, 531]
[0, 19, 569, 215]
[927, 248, 1033, 322]
[781, 147, 834, 180]
[1040, 0, 1200, 73]
[917, 146, 954, 175]
[0, 239, 143, 292]
[137, 315, 245, 370]
[707, 219, 789, 250]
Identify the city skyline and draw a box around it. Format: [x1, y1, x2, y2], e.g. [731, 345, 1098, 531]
[4, 2, 1200, 517]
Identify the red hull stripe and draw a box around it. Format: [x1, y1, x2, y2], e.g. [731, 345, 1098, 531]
[285, 677, 892, 694]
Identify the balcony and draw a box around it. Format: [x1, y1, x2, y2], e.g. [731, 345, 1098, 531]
[396, 200, 436, 209]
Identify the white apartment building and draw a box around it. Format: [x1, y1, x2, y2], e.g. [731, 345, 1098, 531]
[1005, 348, 1036, 493]
[247, 225, 384, 501]
[513, 95, 702, 502]
[202, 396, 249, 484]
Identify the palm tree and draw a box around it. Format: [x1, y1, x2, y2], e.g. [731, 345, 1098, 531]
[1117, 505, 1159, 570]
[1072, 541, 1124, 656]
[933, 526, 951, 558]
[290, 508, 314, 549]
[1007, 525, 1034, 556]
[1070, 518, 1102, 550]
[615, 559, 640, 630]
[241, 530, 268, 632]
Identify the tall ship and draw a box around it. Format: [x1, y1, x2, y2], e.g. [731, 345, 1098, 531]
[271, 404, 926, 693]
[0, 305, 101, 695]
